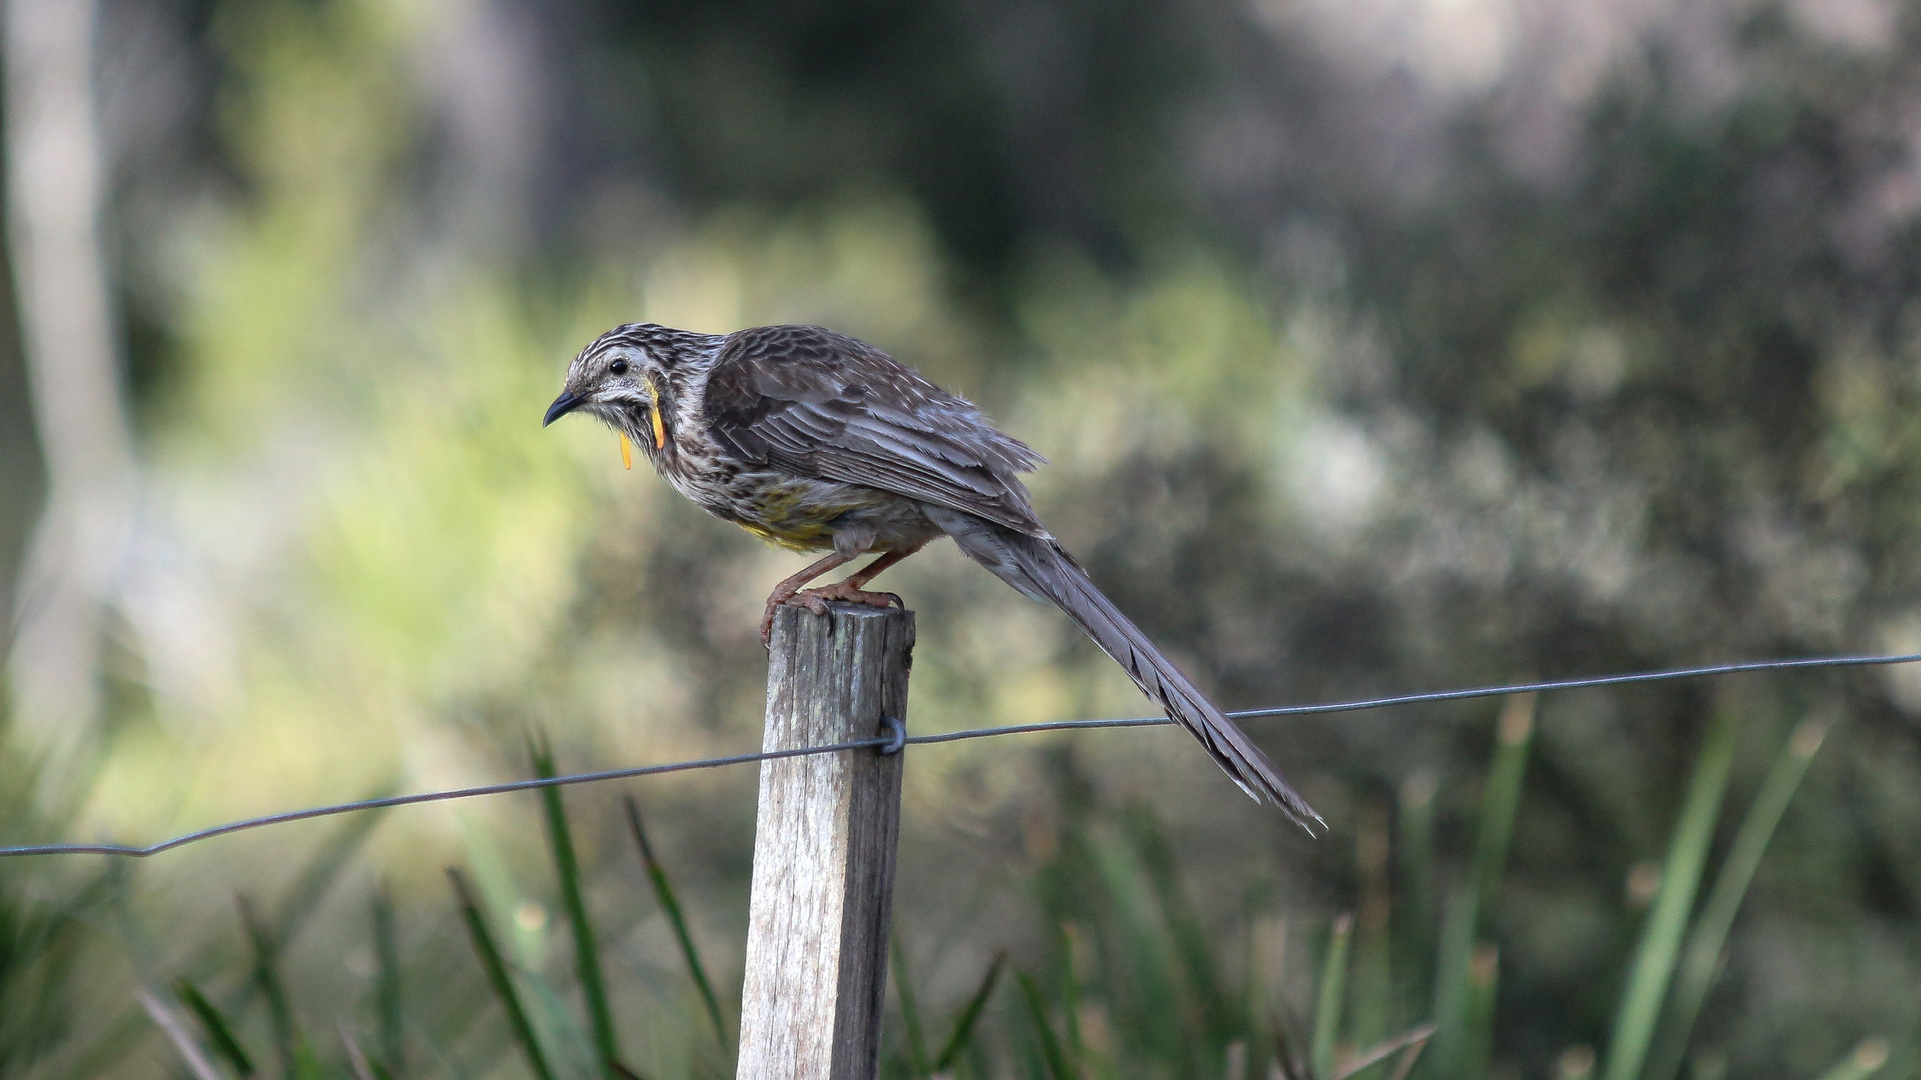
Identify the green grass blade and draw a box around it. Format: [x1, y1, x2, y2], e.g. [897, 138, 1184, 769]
[1646, 718, 1829, 1080]
[1088, 825, 1184, 1060]
[138, 990, 225, 1080]
[1352, 800, 1394, 1063]
[891, 929, 931, 1077]
[1472, 695, 1536, 927]
[1397, 771, 1438, 996]
[453, 811, 541, 969]
[1312, 914, 1354, 1079]
[1814, 1038, 1891, 1080]
[530, 737, 620, 1077]
[1334, 1024, 1438, 1080]
[372, 885, 403, 1077]
[1016, 969, 1077, 1080]
[447, 867, 557, 1080]
[1248, 915, 1291, 1075]
[1058, 921, 1087, 1065]
[222, 794, 397, 1024]
[1428, 694, 1533, 1076]
[238, 894, 304, 1080]
[934, 951, 1006, 1072]
[1269, 1009, 1310, 1080]
[624, 796, 727, 1052]
[174, 977, 257, 1077]
[1425, 883, 1476, 1077]
[269, 783, 395, 947]
[520, 976, 606, 1080]
[1124, 805, 1232, 1040]
[1460, 945, 1499, 1079]
[1602, 704, 1743, 1080]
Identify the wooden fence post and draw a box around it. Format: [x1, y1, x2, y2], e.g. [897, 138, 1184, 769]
[737, 602, 915, 1080]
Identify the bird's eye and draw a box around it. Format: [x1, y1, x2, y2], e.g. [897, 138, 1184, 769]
[609, 359, 629, 375]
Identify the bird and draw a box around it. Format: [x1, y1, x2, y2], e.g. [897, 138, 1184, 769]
[543, 322, 1322, 830]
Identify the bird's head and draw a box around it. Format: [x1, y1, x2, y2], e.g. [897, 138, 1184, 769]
[543, 323, 715, 457]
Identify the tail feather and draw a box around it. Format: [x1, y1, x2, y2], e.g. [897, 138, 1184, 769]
[925, 507, 1323, 832]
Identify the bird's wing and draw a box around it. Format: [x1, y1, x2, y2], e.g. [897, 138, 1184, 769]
[703, 325, 1048, 536]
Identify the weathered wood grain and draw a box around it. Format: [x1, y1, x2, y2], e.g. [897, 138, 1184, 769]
[737, 602, 915, 1080]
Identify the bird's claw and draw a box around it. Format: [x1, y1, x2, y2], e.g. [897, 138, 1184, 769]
[797, 581, 903, 612]
[760, 582, 903, 646]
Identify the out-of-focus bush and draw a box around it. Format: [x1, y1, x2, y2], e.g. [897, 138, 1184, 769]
[4, 0, 1921, 1075]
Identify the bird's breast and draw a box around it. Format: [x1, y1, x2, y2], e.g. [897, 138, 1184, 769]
[658, 459, 877, 553]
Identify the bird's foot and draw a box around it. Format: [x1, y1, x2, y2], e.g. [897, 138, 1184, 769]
[801, 580, 904, 612]
[760, 584, 797, 647]
[761, 581, 904, 646]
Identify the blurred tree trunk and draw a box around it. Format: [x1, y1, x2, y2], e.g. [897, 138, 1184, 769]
[4, 0, 131, 771]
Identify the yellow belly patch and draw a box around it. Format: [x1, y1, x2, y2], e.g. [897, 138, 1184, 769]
[733, 487, 876, 553]
[735, 520, 832, 553]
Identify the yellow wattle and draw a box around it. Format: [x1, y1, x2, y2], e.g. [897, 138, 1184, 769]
[619, 431, 633, 469]
[644, 376, 669, 449]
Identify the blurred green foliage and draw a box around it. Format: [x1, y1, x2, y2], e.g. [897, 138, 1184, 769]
[4, 0, 1921, 1076]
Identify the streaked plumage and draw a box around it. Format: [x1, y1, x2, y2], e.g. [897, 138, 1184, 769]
[545, 322, 1322, 831]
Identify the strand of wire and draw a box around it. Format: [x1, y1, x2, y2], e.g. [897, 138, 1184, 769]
[3, 650, 1914, 859]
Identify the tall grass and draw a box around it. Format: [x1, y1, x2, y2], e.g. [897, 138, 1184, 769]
[95, 700, 1880, 1079]
[625, 797, 728, 1054]
[1426, 693, 1534, 1077]
[1643, 718, 1830, 1080]
[530, 739, 620, 1077]
[1603, 706, 1743, 1080]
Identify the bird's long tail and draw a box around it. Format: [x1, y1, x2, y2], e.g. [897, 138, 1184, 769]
[924, 507, 1323, 832]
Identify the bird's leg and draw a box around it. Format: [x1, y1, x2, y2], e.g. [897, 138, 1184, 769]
[791, 542, 926, 615]
[761, 551, 859, 645]
[846, 547, 917, 589]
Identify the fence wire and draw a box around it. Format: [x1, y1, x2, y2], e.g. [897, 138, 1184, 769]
[3, 650, 1916, 859]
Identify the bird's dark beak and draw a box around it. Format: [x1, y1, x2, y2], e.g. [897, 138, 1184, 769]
[543, 390, 584, 427]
